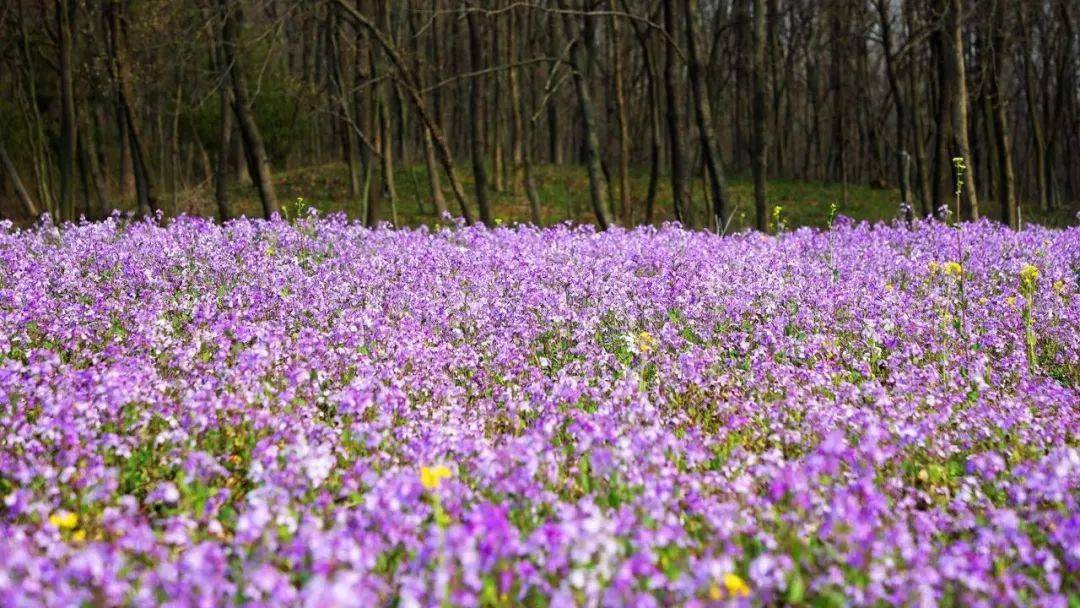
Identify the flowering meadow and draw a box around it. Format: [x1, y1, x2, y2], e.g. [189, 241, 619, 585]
[0, 213, 1078, 607]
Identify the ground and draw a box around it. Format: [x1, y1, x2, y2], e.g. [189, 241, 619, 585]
[170, 163, 1078, 230]
[174, 163, 919, 229]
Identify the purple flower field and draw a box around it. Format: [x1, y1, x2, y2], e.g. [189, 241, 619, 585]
[0, 214, 1078, 607]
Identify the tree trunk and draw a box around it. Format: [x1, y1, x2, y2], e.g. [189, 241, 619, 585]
[930, 27, 949, 218]
[558, 0, 613, 230]
[625, 5, 661, 225]
[105, 0, 157, 216]
[221, 0, 279, 219]
[944, 0, 978, 219]
[547, 13, 563, 165]
[877, 0, 911, 208]
[0, 142, 39, 217]
[378, 85, 398, 224]
[331, 0, 473, 224]
[330, 7, 361, 199]
[662, 0, 689, 224]
[684, 0, 733, 233]
[423, 1, 448, 217]
[609, 0, 631, 220]
[989, 0, 1017, 228]
[466, 8, 493, 227]
[748, 0, 768, 232]
[509, 10, 541, 224]
[215, 77, 234, 221]
[56, 0, 77, 222]
[77, 120, 110, 218]
[490, 12, 506, 194]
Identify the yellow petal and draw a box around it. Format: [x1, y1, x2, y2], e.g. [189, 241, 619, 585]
[420, 465, 452, 490]
[49, 510, 78, 530]
[723, 573, 750, 598]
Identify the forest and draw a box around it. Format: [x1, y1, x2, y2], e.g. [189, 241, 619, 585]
[1, 0, 1078, 230]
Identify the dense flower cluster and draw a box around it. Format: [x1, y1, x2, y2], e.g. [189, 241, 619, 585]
[0, 214, 1077, 606]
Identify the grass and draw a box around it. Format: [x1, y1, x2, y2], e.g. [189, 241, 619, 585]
[171, 163, 908, 231]
[164, 161, 1075, 231]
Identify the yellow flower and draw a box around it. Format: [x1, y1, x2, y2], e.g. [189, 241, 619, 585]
[72, 530, 87, 543]
[1020, 264, 1039, 293]
[1006, 296, 1017, 308]
[49, 510, 78, 530]
[636, 331, 657, 354]
[420, 465, 452, 490]
[1052, 280, 1064, 294]
[723, 573, 751, 598]
[885, 284, 894, 292]
[944, 261, 962, 277]
[927, 261, 941, 274]
[708, 583, 723, 601]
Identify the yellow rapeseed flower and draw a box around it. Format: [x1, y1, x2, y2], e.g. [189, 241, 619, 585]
[944, 261, 962, 277]
[1020, 264, 1039, 293]
[49, 510, 78, 530]
[636, 331, 657, 354]
[420, 465, 452, 490]
[72, 530, 87, 543]
[723, 573, 751, 598]
[708, 584, 723, 601]
[1052, 280, 1065, 294]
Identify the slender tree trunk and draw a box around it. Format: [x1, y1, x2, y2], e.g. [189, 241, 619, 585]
[1043, 1, 1074, 212]
[56, 0, 77, 222]
[608, 0, 631, 221]
[509, 10, 541, 224]
[423, 1, 448, 217]
[662, 0, 689, 224]
[330, 8, 361, 199]
[944, 0, 978, 219]
[625, 5, 661, 225]
[877, 0, 910, 207]
[684, 0, 733, 233]
[490, 11, 506, 194]
[105, 0, 157, 216]
[378, 85, 398, 224]
[904, 0, 931, 216]
[77, 119, 110, 218]
[366, 48, 386, 227]
[930, 27, 949, 218]
[990, 0, 1017, 228]
[169, 76, 183, 211]
[466, 8, 493, 226]
[1020, 48, 1048, 212]
[332, 0, 474, 223]
[0, 142, 39, 217]
[221, 0, 279, 218]
[215, 77, 234, 221]
[749, 0, 768, 231]
[16, 3, 56, 215]
[558, 0, 612, 230]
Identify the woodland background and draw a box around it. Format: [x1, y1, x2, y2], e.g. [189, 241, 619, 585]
[1, 0, 1078, 231]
